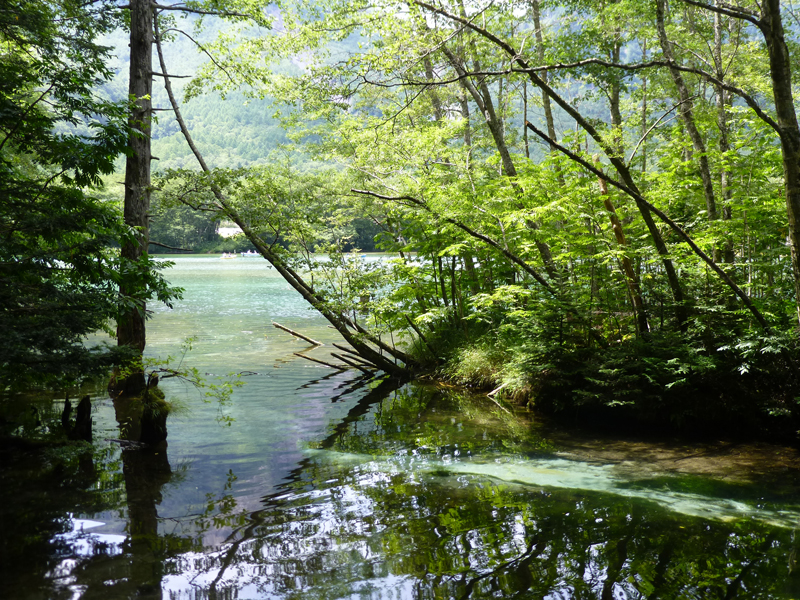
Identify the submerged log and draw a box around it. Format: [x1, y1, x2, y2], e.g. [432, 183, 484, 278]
[272, 322, 323, 346]
[71, 396, 92, 442]
[293, 352, 348, 370]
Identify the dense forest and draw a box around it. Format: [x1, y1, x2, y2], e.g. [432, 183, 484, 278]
[5, 0, 800, 439]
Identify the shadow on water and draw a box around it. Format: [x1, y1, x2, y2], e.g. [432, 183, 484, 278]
[196, 375, 405, 598]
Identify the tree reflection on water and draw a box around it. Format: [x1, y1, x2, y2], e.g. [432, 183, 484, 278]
[6, 380, 800, 599]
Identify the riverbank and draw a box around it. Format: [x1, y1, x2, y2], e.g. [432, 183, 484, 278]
[429, 328, 800, 445]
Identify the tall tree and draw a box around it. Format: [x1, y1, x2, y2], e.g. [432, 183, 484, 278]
[117, 0, 154, 379]
[114, 0, 274, 393]
[0, 0, 176, 389]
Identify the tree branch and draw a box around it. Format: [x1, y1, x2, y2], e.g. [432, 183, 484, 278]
[351, 188, 553, 294]
[152, 71, 192, 79]
[677, 0, 762, 25]
[148, 240, 193, 251]
[161, 27, 236, 85]
[512, 57, 782, 136]
[627, 96, 690, 166]
[152, 3, 251, 19]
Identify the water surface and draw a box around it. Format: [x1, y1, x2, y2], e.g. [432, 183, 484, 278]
[3, 255, 800, 599]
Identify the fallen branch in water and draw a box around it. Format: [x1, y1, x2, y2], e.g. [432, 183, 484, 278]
[488, 382, 509, 397]
[293, 352, 347, 370]
[273, 322, 323, 346]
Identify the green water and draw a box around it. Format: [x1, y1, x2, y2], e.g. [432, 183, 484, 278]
[3, 255, 800, 599]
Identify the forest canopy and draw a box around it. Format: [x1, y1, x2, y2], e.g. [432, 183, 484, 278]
[5, 0, 800, 435]
[147, 0, 800, 434]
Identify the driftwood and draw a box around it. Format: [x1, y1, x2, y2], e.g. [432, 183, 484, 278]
[488, 382, 509, 397]
[272, 322, 323, 346]
[293, 352, 348, 370]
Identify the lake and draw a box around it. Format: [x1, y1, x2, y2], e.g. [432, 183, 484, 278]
[3, 255, 800, 599]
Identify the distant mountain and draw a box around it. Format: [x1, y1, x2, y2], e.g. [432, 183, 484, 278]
[98, 13, 291, 171]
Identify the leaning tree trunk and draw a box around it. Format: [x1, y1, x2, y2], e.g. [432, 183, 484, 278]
[154, 20, 415, 377]
[116, 0, 153, 395]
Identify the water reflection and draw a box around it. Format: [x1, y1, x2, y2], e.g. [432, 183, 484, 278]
[117, 383, 800, 598]
[7, 380, 800, 598]
[8, 255, 800, 598]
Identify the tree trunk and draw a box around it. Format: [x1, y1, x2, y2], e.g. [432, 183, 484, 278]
[532, 0, 557, 149]
[118, 0, 152, 352]
[595, 157, 650, 335]
[759, 0, 800, 327]
[609, 35, 624, 157]
[713, 2, 735, 264]
[116, 0, 153, 395]
[641, 39, 649, 174]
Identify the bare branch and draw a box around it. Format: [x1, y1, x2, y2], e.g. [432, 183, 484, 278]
[148, 240, 193, 251]
[152, 3, 251, 19]
[515, 57, 782, 135]
[627, 97, 693, 166]
[152, 71, 192, 79]
[676, 0, 762, 25]
[160, 27, 236, 86]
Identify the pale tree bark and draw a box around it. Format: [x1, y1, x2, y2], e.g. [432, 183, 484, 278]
[641, 39, 649, 174]
[531, 0, 557, 150]
[422, 54, 443, 120]
[609, 31, 624, 156]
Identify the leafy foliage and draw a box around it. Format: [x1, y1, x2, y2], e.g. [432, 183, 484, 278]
[141, 0, 800, 435]
[0, 0, 180, 390]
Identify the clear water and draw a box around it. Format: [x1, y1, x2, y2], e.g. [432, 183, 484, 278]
[3, 255, 800, 599]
